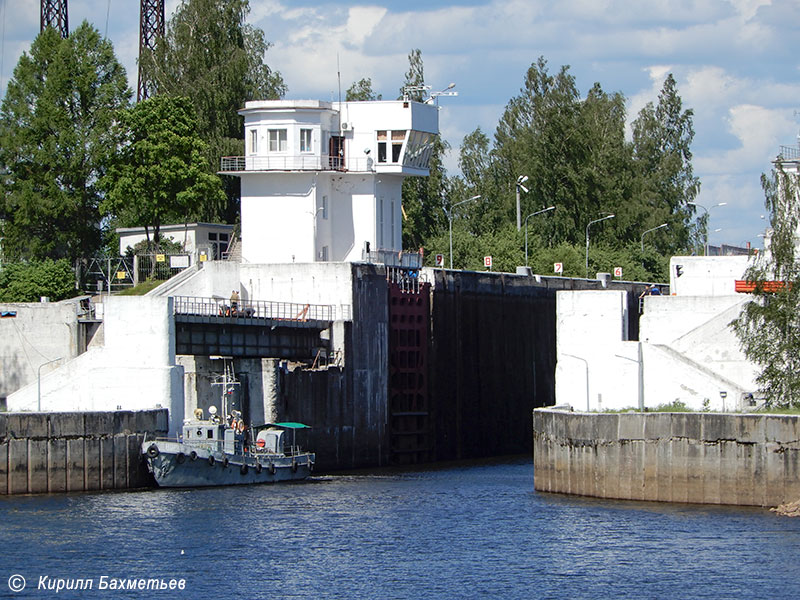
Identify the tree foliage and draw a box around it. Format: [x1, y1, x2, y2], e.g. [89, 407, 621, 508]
[0, 22, 131, 262]
[631, 73, 700, 253]
[732, 165, 800, 407]
[346, 78, 381, 101]
[440, 57, 699, 278]
[140, 0, 286, 222]
[0, 259, 75, 302]
[101, 95, 226, 250]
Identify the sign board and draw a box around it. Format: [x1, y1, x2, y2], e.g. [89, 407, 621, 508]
[484, 256, 492, 268]
[554, 262, 563, 274]
[156, 254, 166, 263]
[435, 253, 444, 267]
[614, 266, 623, 278]
[199, 252, 208, 262]
[170, 255, 190, 269]
[116, 271, 126, 280]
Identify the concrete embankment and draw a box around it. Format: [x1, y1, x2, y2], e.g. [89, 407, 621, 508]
[533, 408, 800, 507]
[0, 410, 168, 495]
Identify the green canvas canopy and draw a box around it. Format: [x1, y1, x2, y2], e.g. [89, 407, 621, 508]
[271, 422, 310, 429]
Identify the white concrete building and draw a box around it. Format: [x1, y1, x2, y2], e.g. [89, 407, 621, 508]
[220, 99, 438, 264]
[556, 255, 759, 412]
[117, 222, 234, 259]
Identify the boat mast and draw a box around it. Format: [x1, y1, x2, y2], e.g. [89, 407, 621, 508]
[210, 356, 239, 423]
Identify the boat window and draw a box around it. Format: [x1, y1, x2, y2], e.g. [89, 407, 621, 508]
[207, 429, 214, 439]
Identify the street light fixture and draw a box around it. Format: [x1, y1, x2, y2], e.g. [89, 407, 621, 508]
[428, 82, 458, 105]
[447, 194, 481, 269]
[585, 214, 615, 278]
[515, 175, 529, 231]
[640, 223, 668, 253]
[706, 228, 722, 256]
[688, 201, 727, 255]
[524, 206, 556, 266]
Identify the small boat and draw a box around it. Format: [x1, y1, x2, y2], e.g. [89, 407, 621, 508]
[141, 360, 314, 488]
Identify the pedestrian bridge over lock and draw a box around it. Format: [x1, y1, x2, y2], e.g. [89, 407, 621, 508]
[172, 296, 335, 361]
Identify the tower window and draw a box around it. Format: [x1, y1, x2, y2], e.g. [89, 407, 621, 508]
[268, 129, 287, 152]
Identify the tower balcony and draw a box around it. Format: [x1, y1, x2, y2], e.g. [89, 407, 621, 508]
[220, 155, 372, 174]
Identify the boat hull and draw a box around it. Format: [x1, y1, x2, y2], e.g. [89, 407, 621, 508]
[142, 441, 314, 488]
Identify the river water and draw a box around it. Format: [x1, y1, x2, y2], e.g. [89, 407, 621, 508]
[2, 457, 799, 599]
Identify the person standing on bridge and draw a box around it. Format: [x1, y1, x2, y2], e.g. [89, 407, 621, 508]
[230, 289, 240, 315]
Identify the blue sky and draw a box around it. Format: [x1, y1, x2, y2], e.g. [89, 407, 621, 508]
[2, 0, 798, 248]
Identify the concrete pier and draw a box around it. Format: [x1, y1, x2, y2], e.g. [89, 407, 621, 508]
[0, 409, 168, 495]
[533, 408, 800, 507]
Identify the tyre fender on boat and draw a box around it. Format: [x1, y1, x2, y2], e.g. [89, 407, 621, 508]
[222, 457, 229, 468]
[175, 452, 186, 464]
[190, 451, 198, 461]
[291, 460, 298, 473]
[146, 444, 159, 458]
[208, 455, 216, 466]
[268, 463, 276, 475]
[255, 463, 263, 474]
[240, 464, 248, 475]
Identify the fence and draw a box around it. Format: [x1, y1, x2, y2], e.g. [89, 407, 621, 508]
[173, 296, 334, 322]
[133, 253, 191, 285]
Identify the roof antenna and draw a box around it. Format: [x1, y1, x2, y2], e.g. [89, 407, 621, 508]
[337, 54, 342, 106]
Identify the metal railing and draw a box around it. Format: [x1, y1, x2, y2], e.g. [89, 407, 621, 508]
[362, 249, 423, 268]
[173, 295, 334, 322]
[221, 155, 374, 173]
[778, 145, 800, 160]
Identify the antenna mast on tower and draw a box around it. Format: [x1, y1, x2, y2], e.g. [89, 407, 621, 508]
[41, 0, 69, 38]
[138, 0, 165, 101]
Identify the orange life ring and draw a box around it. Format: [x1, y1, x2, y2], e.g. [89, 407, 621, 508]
[236, 420, 246, 434]
[256, 438, 266, 449]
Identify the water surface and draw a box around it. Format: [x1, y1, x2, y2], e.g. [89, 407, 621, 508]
[1, 457, 798, 599]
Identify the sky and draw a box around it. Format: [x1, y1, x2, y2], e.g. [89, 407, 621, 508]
[1, 0, 799, 249]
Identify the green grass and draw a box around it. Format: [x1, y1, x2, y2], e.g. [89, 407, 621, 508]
[117, 280, 163, 296]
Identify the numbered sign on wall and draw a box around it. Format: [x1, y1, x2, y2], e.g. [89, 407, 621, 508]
[554, 262, 563, 274]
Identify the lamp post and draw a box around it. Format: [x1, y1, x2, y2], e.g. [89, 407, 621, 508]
[38, 357, 62, 411]
[640, 223, 668, 253]
[524, 206, 556, 266]
[562, 353, 590, 412]
[447, 195, 481, 269]
[515, 175, 529, 231]
[688, 201, 727, 255]
[706, 228, 722, 256]
[585, 214, 615, 278]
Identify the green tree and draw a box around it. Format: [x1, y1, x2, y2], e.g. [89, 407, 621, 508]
[140, 0, 286, 222]
[101, 95, 226, 251]
[631, 73, 700, 254]
[732, 165, 800, 407]
[0, 23, 131, 262]
[0, 259, 75, 302]
[346, 78, 381, 101]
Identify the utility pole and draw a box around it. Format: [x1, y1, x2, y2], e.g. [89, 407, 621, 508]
[138, 0, 165, 101]
[41, 0, 69, 38]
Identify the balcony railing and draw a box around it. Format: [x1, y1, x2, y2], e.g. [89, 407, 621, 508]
[778, 145, 800, 160]
[220, 155, 373, 173]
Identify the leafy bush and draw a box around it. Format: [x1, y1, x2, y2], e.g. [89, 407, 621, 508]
[0, 259, 75, 302]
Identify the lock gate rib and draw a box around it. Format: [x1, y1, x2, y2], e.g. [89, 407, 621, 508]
[387, 269, 432, 465]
